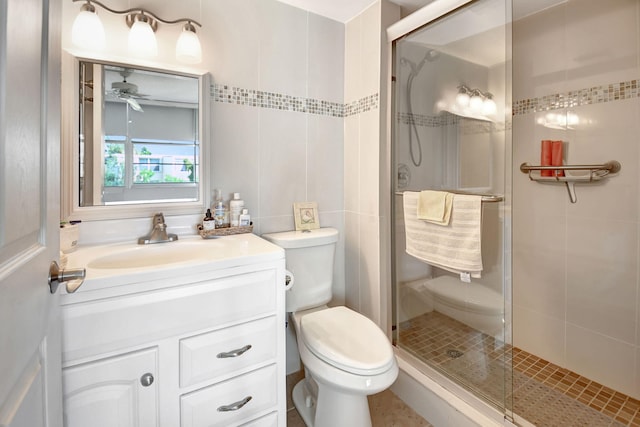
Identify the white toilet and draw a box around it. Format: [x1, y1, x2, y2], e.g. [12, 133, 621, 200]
[262, 227, 398, 427]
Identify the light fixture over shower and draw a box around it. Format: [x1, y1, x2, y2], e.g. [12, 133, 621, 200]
[71, 0, 203, 64]
[456, 85, 497, 116]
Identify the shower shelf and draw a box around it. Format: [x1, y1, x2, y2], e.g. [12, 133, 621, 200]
[519, 160, 621, 203]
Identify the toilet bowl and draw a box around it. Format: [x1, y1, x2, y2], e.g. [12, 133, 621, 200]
[401, 275, 504, 337]
[261, 228, 398, 427]
[291, 306, 398, 427]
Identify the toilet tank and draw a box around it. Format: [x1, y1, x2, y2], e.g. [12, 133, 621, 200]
[262, 228, 338, 312]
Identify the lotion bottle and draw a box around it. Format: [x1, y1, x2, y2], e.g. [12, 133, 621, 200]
[239, 209, 251, 226]
[229, 193, 244, 227]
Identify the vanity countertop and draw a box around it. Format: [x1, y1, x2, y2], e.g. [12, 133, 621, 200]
[62, 233, 284, 296]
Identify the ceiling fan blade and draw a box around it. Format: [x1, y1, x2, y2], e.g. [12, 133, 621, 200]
[125, 97, 144, 112]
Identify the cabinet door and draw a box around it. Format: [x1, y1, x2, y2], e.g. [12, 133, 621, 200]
[63, 348, 158, 427]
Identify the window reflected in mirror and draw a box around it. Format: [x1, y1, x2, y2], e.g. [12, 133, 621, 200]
[79, 61, 200, 206]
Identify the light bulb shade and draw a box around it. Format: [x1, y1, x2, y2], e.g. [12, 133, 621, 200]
[469, 94, 484, 111]
[71, 9, 106, 51]
[482, 98, 497, 115]
[455, 91, 470, 107]
[176, 25, 202, 64]
[128, 19, 158, 58]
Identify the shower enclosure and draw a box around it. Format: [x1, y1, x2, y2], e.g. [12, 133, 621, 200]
[389, 0, 514, 419]
[390, 0, 640, 426]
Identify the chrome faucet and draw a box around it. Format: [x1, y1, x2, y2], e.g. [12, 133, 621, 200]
[138, 213, 178, 244]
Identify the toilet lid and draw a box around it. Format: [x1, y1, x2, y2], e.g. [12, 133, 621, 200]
[300, 306, 395, 376]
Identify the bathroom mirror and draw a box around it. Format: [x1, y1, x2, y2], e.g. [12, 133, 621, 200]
[61, 53, 210, 220]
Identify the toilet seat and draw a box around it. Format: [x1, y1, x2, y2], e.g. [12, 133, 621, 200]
[299, 306, 394, 376]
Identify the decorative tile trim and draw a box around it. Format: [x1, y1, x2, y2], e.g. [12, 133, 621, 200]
[343, 93, 379, 117]
[512, 79, 640, 116]
[397, 111, 511, 134]
[397, 112, 449, 127]
[210, 83, 378, 118]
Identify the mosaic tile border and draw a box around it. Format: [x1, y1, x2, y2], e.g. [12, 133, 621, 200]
[210, 83, 378, 118]
[512, 79, 640, 116]
[397, 111, 510, 134]
[213, 78, 639, 119]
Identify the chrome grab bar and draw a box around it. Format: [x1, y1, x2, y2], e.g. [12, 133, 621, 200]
[519, 160, 621, 203]
[519, 160, 621, 174]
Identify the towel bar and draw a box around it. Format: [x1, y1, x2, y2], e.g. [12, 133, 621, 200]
[519, 160, 621, 203]
[394, 190, 503, 203]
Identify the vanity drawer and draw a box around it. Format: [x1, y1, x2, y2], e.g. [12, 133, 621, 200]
[240, 412, 278, 427]
[62, 269, 277, 363]
[180, 364, 277, 427]
[180, 316, 277, 388]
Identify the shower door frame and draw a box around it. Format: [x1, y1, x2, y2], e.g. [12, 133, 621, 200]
[383, 0, 514, 424]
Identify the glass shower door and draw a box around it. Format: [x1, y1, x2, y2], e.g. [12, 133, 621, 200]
[391, 0, 513, 417]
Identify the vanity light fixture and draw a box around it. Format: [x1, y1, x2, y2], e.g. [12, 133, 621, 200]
[71, 0, 203, 64]
[455, 84, 497, 116]
[455, 85, 471, 107]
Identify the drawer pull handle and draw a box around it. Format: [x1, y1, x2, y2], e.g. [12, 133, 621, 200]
[217, 344, 252, 358]
[217, 396, 252, 412]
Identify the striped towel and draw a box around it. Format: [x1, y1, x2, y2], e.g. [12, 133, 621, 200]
[403, 191, 483, 278]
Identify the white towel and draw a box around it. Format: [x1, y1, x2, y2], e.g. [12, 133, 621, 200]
[403, 191, 483, 278]
[417, 190, 453, 225]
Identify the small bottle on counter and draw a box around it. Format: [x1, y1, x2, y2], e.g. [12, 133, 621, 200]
[229, 193, 244, 227]
[203, 208, 215, 231]
[239, 209, 251, 226]
[213, 189, 229, 228]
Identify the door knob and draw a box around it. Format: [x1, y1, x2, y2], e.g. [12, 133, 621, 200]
[48, 261, 86, 294]
[140, 373, 154, 387]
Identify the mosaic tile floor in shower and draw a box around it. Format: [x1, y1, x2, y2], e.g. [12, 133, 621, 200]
[398, 311, 640, 427]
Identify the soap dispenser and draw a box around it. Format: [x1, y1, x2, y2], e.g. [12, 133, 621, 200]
[213, 189, 229, 228]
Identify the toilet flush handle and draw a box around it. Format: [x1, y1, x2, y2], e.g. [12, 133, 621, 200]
[285, 270, 295, 291]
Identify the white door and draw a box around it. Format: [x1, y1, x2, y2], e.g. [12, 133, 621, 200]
[0, 0, 62, 426]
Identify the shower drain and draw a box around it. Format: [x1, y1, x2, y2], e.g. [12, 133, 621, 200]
[446, 349, 464, 359]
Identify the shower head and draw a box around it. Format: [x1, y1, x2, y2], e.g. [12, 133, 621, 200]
[401, 49, 440, 76]
[417, 49, 439, 69]
[424, 49, 440, 62]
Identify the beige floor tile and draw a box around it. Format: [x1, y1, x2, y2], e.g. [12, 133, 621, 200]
[286, 372, 432, 426]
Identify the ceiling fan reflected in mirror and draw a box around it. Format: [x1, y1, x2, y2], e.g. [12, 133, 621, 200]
[109, 68, 147, 112]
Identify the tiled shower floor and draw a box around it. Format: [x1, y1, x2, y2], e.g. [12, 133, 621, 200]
[398, 312, 640, 427]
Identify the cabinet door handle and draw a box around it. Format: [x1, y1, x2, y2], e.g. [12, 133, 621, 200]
[216, 344, 252, 358]
[140, 373, 154, 387]
[217, 396, 252, 412]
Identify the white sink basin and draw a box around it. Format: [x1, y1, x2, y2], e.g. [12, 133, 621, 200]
[87, 241, 218, 269]
[63, 234, 284, 292]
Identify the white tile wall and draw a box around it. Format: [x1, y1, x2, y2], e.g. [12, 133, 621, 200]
[203, 0, 261, 88]
[257, 1, 309, 98]
[343, 1, 400, 329]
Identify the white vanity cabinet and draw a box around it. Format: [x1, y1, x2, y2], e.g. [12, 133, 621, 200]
[60, 235, 286, 427]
